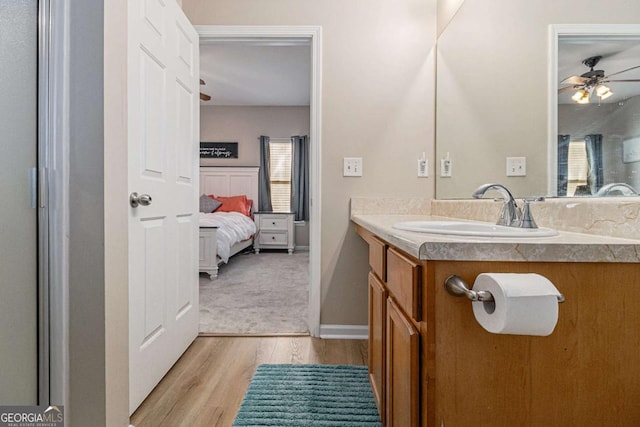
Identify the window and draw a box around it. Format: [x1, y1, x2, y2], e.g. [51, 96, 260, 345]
[269, 141, 292, 212]
[567, 140, 589, 196]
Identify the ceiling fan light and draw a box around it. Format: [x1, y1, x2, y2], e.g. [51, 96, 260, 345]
[600, 91, 613, 100]
[571, 89, 586, 102]
[595, 84, 612, 98]
[572, 89, 588, 102]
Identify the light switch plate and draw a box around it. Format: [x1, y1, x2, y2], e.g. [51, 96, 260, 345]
[343, 157, 363, 177]
[417, 159, 428, 177]
[440, 159, 452, 177]
[506, 157, 526, 176]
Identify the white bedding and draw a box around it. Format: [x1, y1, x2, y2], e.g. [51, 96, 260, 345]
[199, 212, 256, 263]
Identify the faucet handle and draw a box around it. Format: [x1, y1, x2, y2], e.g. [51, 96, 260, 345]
[518, 197, 544, 229]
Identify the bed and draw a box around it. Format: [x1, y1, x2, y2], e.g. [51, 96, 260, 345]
[199, 166, 259, 279]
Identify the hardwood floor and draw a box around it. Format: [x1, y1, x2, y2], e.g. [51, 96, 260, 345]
[130, 336, 368, 427]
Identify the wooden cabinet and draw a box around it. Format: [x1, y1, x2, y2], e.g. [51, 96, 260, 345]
[356, 223, 640, 427]
[368, 272, 387, 420]
[362, 227, 421, 427]
[386, 297, 420, 427]
[254, 212, 295, 254]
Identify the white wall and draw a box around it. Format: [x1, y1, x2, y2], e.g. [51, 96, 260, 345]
[200, 106, 309, 167]
[67, 0, 108, 424]
[104, 0, 130, 425]
[183, 0, 437, 326]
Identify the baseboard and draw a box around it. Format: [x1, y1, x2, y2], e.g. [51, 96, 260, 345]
[319, 324, 368, 340]
[294, 245, 309, 251]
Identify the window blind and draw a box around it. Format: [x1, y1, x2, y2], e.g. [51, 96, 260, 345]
[269, 142, 292, 212]
[567, 140, 588, 196]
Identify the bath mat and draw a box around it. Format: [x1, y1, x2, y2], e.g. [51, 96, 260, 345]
[233, 364, 383, 426]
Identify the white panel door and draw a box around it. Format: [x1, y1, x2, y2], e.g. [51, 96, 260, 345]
[128, 0, 199, 413]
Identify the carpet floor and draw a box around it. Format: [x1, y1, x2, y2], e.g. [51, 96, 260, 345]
[199, 250, 309, 335]
[233, 364, 383, 427]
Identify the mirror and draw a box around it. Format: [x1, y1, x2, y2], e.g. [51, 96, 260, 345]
[435, 0, 640, 199]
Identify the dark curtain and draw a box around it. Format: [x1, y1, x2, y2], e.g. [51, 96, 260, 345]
[258, 135, 273, 212]
[585, 134, 604, 193]
[291, 135, 309, 221]
[557, 135, 570, 196]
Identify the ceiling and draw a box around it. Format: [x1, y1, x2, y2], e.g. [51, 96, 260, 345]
[199, 41, 311, 106]
[558, 36, 640, 104]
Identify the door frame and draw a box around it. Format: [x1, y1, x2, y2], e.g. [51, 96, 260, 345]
[196, 25, 322, 336]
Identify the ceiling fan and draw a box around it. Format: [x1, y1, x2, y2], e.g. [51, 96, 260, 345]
[200, 79, 211, 101]
[558, 55, 640, 104]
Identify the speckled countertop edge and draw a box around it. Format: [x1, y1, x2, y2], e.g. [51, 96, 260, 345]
[351, 214, 640, 263]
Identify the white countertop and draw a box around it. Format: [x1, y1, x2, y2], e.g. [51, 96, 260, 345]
[351, 214, 640, 263]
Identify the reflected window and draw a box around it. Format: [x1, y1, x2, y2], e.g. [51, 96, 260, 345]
[568, 140, 589, 196]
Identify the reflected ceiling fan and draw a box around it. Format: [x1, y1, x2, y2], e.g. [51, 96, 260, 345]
[558, 55, 640, 104]
[200, 79, 211, 101]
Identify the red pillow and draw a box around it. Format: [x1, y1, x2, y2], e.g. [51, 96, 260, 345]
[212, 195, 251, 216]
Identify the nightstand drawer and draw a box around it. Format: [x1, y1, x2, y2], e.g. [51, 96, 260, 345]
[258, 231, 288, 245]
[260, 215, 289, 230]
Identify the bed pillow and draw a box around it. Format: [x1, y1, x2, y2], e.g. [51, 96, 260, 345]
[214, 195, 251, 216]
[199, 194, 222, 213]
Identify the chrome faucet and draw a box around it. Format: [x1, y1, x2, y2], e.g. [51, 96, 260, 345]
[472, 184, 544, 229]
[472, 183, 521, 227]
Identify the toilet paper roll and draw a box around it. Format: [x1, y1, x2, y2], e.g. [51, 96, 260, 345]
[471, 273, 561, 336]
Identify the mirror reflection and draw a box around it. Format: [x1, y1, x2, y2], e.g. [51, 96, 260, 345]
[435, 0, 640, 200]
[556, 34, 640, 197]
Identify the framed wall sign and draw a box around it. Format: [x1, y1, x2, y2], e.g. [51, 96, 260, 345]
[200, 142, 239, 159]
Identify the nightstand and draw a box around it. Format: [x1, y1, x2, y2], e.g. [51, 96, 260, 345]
[253, 212, 295, 254]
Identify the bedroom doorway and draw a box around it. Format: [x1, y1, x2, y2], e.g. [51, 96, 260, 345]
[197, 26, 322, 336]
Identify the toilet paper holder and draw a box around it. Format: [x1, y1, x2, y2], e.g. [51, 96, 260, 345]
[444, 275, 566, 303]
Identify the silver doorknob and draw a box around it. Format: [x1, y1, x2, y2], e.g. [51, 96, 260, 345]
[130, 192, 152, 208]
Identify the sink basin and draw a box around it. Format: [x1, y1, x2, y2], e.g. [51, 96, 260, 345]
[392, 220, 558, 238]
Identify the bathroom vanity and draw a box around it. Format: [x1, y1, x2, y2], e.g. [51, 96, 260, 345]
[353, 213, 640, 427]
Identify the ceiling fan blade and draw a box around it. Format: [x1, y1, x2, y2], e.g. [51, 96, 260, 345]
[200, 92, 211, 101]
[604, 79, 640, 83]
[560, 75, 588, 85]
[604, 65, 640, 79]
[558, 86, 578, 94]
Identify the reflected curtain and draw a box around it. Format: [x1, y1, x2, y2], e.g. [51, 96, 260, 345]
[585, 134, 603, 193]
[557, 135, 570, 196]
[291, 135, 309, 221]
[258, 135, 273, 212]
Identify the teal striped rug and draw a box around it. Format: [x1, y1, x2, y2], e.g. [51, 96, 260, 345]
[233, 364, 383, 427]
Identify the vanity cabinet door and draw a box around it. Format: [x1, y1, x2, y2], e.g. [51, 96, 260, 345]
[387, 247, 421, 321]
[369, 235, 387, 281]
[386, 297, 420, 427]
[369, 272, 387, 421]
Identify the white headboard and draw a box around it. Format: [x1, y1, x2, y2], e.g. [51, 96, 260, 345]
[199, 166, 260, 202]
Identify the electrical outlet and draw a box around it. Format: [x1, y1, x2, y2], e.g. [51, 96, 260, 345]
[506, 157, 526, 176]
[343, 157, 363, 177]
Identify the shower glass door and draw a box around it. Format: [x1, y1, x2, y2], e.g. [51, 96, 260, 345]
[0, 0, 39, 404]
